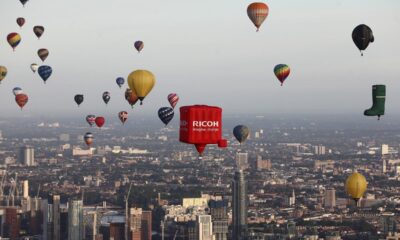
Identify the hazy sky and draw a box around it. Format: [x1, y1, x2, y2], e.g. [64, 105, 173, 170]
[1, 0, 399, 118]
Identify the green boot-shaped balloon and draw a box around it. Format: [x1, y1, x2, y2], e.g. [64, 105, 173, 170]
[364, 85, 386, 120]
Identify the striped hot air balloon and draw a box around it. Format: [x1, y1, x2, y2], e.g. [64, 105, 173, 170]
[168, 93, 179, 109]
[33, 26, 45, 39]
[134, 41, 144, 53]
[38, 48, 49, 62]
[247, 2, 269, 32]
[7, 33, 21, 51]
[274, 64, 290, 86]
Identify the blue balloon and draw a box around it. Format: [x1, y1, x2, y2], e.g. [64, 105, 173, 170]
[158, 107, 174, 126]
[38, 65, 52, 83]
[116, 77, 124, 88]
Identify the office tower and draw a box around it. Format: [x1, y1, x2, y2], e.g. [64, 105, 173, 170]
[59, 134, 70, 142]
[4, 207, 20, 240]
[52, 195, 61, 240]
[288, 189, 296, 206]
[0, 130, 2, 139]
[383, 158, 387, 173]
[232, 170, 247, 240]
[129, 207, 142, 239]
[324, 188, 336, 208]
[382, 144, 389, 155]
[256, 155, 271, 171]
[381, 212, 397, 236]
[197, 215, 213, 240]
[209, 200, 228, 240]
[23, 180, 29, 199]
[141, 210, 152, 240]
[287, 220, 296, 238]
[68, 199, 84, 240]
[110, 222, 125, 240]
[18, 146, 35, 166]
[235, 152, 248, 170]
[313, 145, 326, 155]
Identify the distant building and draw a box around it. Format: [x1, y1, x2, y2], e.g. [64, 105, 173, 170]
[232, 170, 247, 240]
[382, 144, 389, 156]
[59, 134, 70, 142]
[0, 130, 3, 139]
[236, 152, 249, 170]
[68, 199, 84, 240]
[314, 145, 326, 155]
[18, 146, 35, 166]
[314, 160, 335, 172]
[182, 198, 208, 208]
[141, 210, 152, 240]
[4, 207, 20, 240]
[381, 212, 397, 236]
[324, 188, 336, 208]
[209, 200, 228, 240]
[129, 207, 142, 239]
[197, 215, 213, 240]
[256, 155, 271, 171]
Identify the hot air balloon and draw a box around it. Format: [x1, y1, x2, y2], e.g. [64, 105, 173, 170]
[116, 77, 125, 88]
[233, 125, 250, 144]
[179, 105, 228, 156]
[102, 92, 110, 105]
[345, 172, 367, 203]
[84, 132, 93, 147]
[0, 66, 8, 83]
[74, 94, 84, 106]
[7, 33, 21, 51]
[127, 70, 155, 105]
[15, 93, 28, 110]
[352, 24, 374, 56]
[168, 93, 179, 109]
[158, 107, 174, 126]
[364, 85, 385, 120]
[86, 115, 96, 127]
[274, 64, 290, 86]
[33, 26, 44, 39]
[95, 117, 105, 128]
[38, 65, 52, 83]
[38, 49, 49, 62]
[134, 41, 144, 53]
[118, 111, 128, 125]
[20, 0, 29, 7]
[12, 87, 23, 96]
[30, 63, 38, 73]
[247, 2, 269, 32]
[16, 18, 25, 28]
[125, 88, 139, 108]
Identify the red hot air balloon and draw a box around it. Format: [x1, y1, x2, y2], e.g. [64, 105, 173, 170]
[95, 117, 105, 128]
[125, 88, 139, 108]
[15, 93, 28, 110]
[16, 18, 25, 28]
[179, 105, 227, 156]
[168, 93, 179, 109]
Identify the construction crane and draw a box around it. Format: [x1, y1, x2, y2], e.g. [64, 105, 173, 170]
[0, 172, 6, 204]
[124, 183, 133, 240]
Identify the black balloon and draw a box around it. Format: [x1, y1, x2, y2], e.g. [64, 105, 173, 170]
[74, 94, 84, 106]
[102, 92, 110, 105]
[352, 24, 374, 55]
[158, 107, 174, 126]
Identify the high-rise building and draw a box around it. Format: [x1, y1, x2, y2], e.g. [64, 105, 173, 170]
[141, 210, 152, 240]
[197, 215, 213, 240]
[68, 199, 84, 240]
[381, 212, 397, 236]
[314, 145, 326, 155]
[324, 188, 336, 208]
[382, 144, 389, 156]
[235, 152, 248, 170]
[129, 207, 142, 240]
[0, 130, 3, 140]
[209, 200, 228, 240]
[256, 155, 271, 171]
[232, 170, 247, 240]
[4, 207, 20, 240]
[52, 195, 61, 240]
[23, 180, 29, 199]
[18, 146, 35, 166]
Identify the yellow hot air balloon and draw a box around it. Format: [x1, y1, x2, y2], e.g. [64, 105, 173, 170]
[345, 172, 367, 202]
[127, 70, 156, 105]
[0, 66, 8, 83]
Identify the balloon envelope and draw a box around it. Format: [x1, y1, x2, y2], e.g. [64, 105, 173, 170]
[352, 24, 374, 55]
[119, 111, 128, 124]
[30, 64, 38, 73]
[16, 18, 25, 27]
[20, 0, 29, 6]
[125, 89, 139, 108]
[38, 65, 52, 83]
[7, 33, 21, 50]
[168, 93, 179, 109]
[247, 2, 269, 31]
[134, 41, 144, 52]
[15, 93, 28, 109]
[274, 64, 290, 86]
[84, 132, 93, 146]
[127, 70, 156, 104]
[233, 125, 250, 144]
[102, 92, 110, 104]
[0, 66, 8, 82]
[38, 49, 49, 62]
[74, 94, 84, 106]
[158, 107, 174, 126]
[33, 26, 44, 39]
[95, 117, 105, 128]
[86, 115, 96, 127]
[345, 172, 367, 201]
[116, 77, 125, 88]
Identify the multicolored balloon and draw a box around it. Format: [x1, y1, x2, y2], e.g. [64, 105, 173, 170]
[38, 49, 49, 62]
[7, 33, 21, 51]
[158, 107, 174, 126]
[0, 66, 8, 83]
[116, 77, 125, 88]
[125, 88, 139, 108]
[30, 63, 38, 73]
[33, 26, 44, 39]
[102, 91, 110, 105]
[84, 132, 93, 147]
[15, 93, 28, 110]
[274, 64, 290, 86]
[127, 70, 156, 105]
[168, 93, 179, 109]
[134, 41, 144, 53]
[38, 65, 52, 83]
[95, 117, 105, 128]
[247, 2, 269, 32]
[16, 18, 25, 28]
[233, 125, 250, 144]
[74, 94, 84, 106]
[20, 0, 29, 7]
[118, 111, 128, 125]
[86, 115, 96, 127]
[12, 87, 23, 96]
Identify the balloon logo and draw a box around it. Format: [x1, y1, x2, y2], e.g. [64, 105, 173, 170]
[15, 93, 28, 110]
[233, 125, 250, 144]
[352, 24, 374, 56]
[38, 65, 53, 83]
[134, 41, 144, 53]
[38, 49, 49, 62]
[86, 115, 96, 127]
[95, 117, 105, 128]
[33, 26, 45, 39]
[102, 92, 111, 105]
[127, 70, 156, 105]
[119, 111, 128, 125]
[125, 88, 139, 108]
[74, 94, 84, 106]
[84, 132, 94, 147]
[247, 2, 269, 32]
[17, 18, 25, 28]
[274, 64, 290, 86]
[168, 93, 179, 109]
[7, 33, 21, 51]
[0, 66, 8, 83]
[158, 107, 174, 126]
[116, 77, 125, 88]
